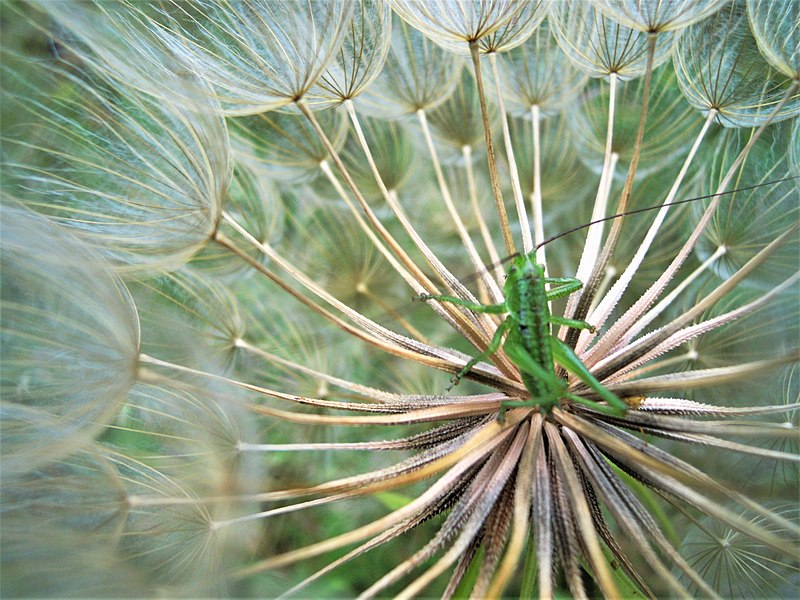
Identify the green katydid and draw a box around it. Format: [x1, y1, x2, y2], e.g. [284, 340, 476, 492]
[420, 252, 628, 419]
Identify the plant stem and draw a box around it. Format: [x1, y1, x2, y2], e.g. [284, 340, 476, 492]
[317, 158, 421, 294]
[469, 40, 515, 257]
[529, 104, 545, 265]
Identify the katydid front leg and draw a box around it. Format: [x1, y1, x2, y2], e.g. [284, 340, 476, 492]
[445, 318, 513, 389]
[417, 293, 507, 314]
[419, 292, 511, 389]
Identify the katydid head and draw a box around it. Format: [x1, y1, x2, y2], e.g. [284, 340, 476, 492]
[508, 252, 534, 272]
[502, 253, 547, 301]
[507, 251, 544, 276]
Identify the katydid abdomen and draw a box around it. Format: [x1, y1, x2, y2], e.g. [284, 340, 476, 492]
[504, 255, 556, 400]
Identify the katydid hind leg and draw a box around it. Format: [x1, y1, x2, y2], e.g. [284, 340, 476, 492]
[501, 333, 566, 413]
[550, 337, 628, 413]
[502, 337, 563, 393]
[564, 393, 628, 416]
[447, 318, 512, 390]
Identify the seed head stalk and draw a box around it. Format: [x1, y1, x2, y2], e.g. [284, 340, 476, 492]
[469, 39, 515, 257]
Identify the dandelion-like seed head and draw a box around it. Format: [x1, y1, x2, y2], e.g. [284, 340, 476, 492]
[2, 0, 799, 597]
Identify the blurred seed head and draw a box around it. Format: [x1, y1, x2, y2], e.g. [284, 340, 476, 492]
[230, 108, 347, 183]
[590, 0, 731, 32]
[678, 504, 800, 598]
[356, 15, 464, 118]
[426, 67, 499, 159]
[1, 205, 140, 476]
[550, 0, 676, 80]
[674, 0, 800, 127]
[497, 20, 588, 118]
[571, 65, 703, 177]
[2, 59, 229, 273]
[694, 121, 800, 287]
[34, 0, 356, 115]
[387, 0, 539, 55]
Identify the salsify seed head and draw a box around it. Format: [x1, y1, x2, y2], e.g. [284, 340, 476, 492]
[2, 1, 799, 598]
